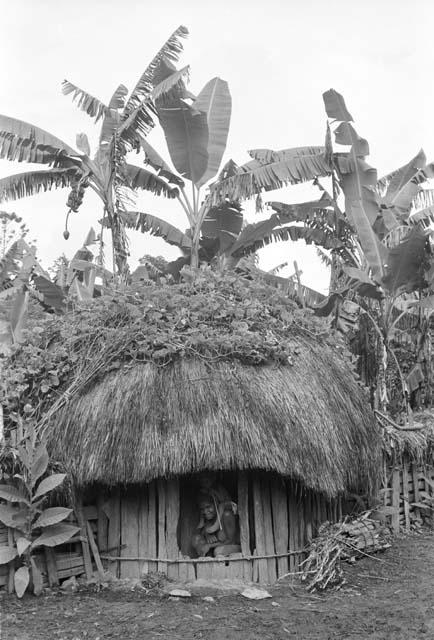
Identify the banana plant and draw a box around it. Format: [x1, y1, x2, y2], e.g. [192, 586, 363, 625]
[0, 422, 78, 597]
[121, 72, 234, 268]
[0, 228, 111, 359]
[0, 238, 50, 355]
[111, 49, 343, 270]
[0, 26, 190, 277]
[320, 90, 434, 412]
[243, 89, 434, 413]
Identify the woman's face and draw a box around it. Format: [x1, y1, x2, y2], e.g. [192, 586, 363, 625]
[200, 500, 216, 521]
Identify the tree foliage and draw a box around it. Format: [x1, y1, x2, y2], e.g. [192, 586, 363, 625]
[0, 26, 190, 276]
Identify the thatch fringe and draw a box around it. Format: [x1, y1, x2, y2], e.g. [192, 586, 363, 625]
[48, 334, 380, 498]
[380, 410, 434, 466]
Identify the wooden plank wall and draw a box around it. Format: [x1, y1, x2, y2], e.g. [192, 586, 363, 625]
[106, 479, 181, 580]
[6, 460, 433, 589]
[0, 473, 343, 589]
[383, 463, 434, 532]
[102, 474, 339, 583]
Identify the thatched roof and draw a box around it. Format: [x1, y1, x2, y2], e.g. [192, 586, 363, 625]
[379, 410, 434, 465]
[48, 334, 380, 497]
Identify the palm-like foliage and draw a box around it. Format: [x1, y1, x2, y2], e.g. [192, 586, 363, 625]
[314, 90, 434, 413]
[0, 26, 189, 276]
[102, 43, 343, 271]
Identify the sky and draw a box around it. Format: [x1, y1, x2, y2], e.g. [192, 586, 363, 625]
[1, 0, 434, 293]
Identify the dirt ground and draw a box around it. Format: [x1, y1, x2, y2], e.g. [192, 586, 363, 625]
[1, 531, 434, 640]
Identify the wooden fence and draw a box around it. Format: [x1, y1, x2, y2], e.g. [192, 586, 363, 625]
[0, 502, 98, 592]
[382, 462, 434, 532]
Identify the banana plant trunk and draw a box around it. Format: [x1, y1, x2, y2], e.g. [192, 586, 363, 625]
[105, 191, 129, 279]
[375, 335, 388, 412]
[190, 232, 200, 268]
[329, 254, 342, 292]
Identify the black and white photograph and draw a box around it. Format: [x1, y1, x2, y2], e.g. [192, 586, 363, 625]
[0, 1, 434, 638]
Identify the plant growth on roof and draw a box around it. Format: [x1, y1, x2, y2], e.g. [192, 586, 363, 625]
[0, 268, 352, 433]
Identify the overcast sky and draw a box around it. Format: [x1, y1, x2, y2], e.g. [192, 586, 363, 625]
[1, 0, 434, 293]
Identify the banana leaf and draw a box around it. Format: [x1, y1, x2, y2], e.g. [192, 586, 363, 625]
[0, 114, 77, 163]
[158, 99, 209, 185]
[322, 89, 353, 121]
[210, 148, 331, 205]
[140, 139, 185, 187]
[123, 25, 188, 120]
[201, 201, 243, 252]
[382, 226, 428, 295]
[125, 164, 179, 198]
[195, 77, 232, 187]
[120, 211, 192, 249]
[0, 168, 78, 202]
[98, 84, 128, 149]
[62, 80, 109, 121]
[325, 90, 387, 282]
[377, 149, 426, 202]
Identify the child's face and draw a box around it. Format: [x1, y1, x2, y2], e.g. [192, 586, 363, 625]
[200, 500, 216, 521]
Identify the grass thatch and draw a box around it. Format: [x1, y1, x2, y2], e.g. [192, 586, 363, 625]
[380, 410, 434, 465]
[48, 333, 380, 498]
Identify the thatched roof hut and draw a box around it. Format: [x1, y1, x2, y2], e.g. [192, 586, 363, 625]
[49, 334, 380, 498]
[3, 271, 382, 583]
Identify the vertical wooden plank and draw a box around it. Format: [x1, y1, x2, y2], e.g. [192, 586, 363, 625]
[252, 550, 259, 582]
[261, 477, 276, 583]
[402, 463, 410, 532]
[75, 494, 93, 581]
[323, 496, 329, 524]
[305, 492, 313, 543]
[252, 478, 268, 583]
[412, 464, 421, 521]
[120, 494, 140, 578]
[243, 559, 253, 582]
[196, 559, 211, 580]
[147, 481, 157, 573]
[331, 497, 337, 523]
[179, 480, 198, 558]
[319, 495, 327, 528]
[288, 488, 297, 573]
[228, 554, 244, 579]
[157, 479, 167, 574]
[166, 478, 180, 580]
[138, 486, 149, 577]
[271, 477, 288, 579]
[211, 559, 227, 580]
[238, 472, 252, 581]
[188, 560, 196, 581]
[298, 491, 305, 548]
[238, 472, 250, 555]
[177, 551, 188, 582]
[107, 488, 121, 578]
[391, 468, 400, 533]
[44, 548, 59, 587]
[97, 494, 109, 552]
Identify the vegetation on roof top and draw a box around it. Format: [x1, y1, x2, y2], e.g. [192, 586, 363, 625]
[0, 268, 354, 431]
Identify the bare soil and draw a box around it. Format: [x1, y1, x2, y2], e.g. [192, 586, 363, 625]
[1, 531, 434, 640]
